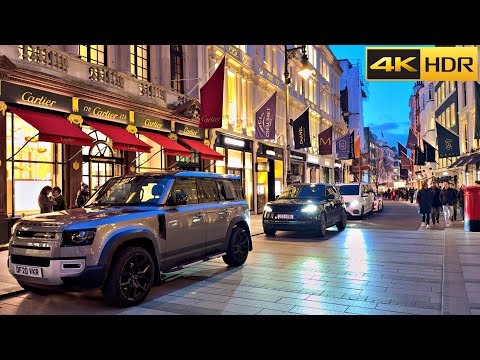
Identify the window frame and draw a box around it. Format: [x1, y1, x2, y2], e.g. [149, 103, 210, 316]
[130, 45, 150, 81]
[170, 45, 184, 94]
[197, 178, 220, 203]
[79, 45, 106, 66]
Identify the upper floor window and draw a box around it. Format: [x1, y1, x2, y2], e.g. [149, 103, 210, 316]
[170, 45, 184, 94]
[130, 45, 150, 81]
[234, 45, 247, 53]
[79, 45, 106, 65]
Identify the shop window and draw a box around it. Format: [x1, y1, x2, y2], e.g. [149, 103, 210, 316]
[79, 45, 106, 65]
[215, 147, 225, 173]
[170, 45, 184, 94]
[130, 45, 150, 81]
[227, 149, 243, 169]
[198, 179, 220, 203]
[137, 134, 162, 172]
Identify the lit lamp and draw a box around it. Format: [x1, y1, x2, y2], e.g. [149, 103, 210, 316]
[284, 45, 312, 186]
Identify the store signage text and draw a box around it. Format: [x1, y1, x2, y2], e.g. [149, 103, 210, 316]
[224, 137, 245, 148]
[266, 150, 276, 156]
[136, 113, 171, 132]
[307, 155, 319, 164]
[0, 82, 71, 113]
[175, 123, 204, 139]
[74, 99, 129, 124]
[290, 154, 306, 161]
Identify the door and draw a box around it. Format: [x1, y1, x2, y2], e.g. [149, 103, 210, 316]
[163, 178, 206, 269]
[198, 178, 230, 256]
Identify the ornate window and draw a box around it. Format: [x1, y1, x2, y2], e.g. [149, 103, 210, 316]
[130, 45, 150, 81]
[79, 45, 106, 65]
[170, 45, 184, 94]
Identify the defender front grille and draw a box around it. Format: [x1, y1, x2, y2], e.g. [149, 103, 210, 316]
[16, 230, 57, 239]
[10, 255, 51, 267]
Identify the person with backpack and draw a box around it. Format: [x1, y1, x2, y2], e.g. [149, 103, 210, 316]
[76, 183, 90, 208]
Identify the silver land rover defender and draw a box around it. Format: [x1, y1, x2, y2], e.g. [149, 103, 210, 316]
[8, 171, 252, 307]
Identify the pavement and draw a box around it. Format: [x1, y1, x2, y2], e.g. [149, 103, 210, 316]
[1, 200, 480, 315]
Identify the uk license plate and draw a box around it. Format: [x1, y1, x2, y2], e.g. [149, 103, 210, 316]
[277, 214, 294, 219]
[14, 265, 43, 278]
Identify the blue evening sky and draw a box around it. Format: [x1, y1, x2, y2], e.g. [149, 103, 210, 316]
[329, 45, 423, 149]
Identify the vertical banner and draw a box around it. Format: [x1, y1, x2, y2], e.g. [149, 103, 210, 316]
[414, 145, 426, 166]
[336, 132, 351, 160]
[348, 131, 355, 159]
[406, 127, 417, 150]
[199, 57, 225, 129]
[292, 108, 311, 149]
[354, 136, 360, 159]
[255, 92, 277, 140]
[318, 126, 333, 155]
[475, 82, 480, 139]
[423, 140, 436, 162]
[436, 121, 460, 158]
[398, 142, 408, 158]
[400, 152, 411, 169]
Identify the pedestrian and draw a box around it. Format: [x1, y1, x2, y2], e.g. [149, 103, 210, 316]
[458, 184, 465, 223]
[76, 183, 90, 208]
[440, 181, 456, 227]
[409, 187, 415, 203]
[430, 181, 442, 225]
[52, 186, 67, 211]
[38, 185, 54, 214]
[450, 182, 458, 222]
[417, 181, 433, 228]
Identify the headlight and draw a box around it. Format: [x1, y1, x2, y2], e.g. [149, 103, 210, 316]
[264, 205, 273, 212]
[301, 204, 318, 213]
[350, 200, 360, 207]
[62, 229, 96, 246]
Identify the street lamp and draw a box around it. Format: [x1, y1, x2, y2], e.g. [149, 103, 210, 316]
[284, 45, 312, 186]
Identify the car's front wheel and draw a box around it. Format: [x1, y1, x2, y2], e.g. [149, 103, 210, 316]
[264, 228, 276, 236]
[318, 213, 327, 237]
[336, 210, 347, 231]
[223, 227, 250, 267]
[102, 246, 155, 307]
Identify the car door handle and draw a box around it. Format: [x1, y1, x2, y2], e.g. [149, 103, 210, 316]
[192, 213, 205, 221]
[168, 220, 178, 226]
[218, 209, 230, 215]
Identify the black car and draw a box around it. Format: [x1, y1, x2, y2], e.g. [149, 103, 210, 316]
[262, 183, 347, 237]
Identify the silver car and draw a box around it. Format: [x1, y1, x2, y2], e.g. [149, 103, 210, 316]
[8, 171, 252, 307]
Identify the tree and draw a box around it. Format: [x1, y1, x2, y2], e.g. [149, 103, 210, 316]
[370, 149, 388, 192]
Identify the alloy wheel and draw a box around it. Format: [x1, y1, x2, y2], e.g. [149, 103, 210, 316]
[233, 230, 249, 262]
[119, 253, 153, 302]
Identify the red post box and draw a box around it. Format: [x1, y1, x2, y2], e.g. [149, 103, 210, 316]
[464, 186, 480, 232]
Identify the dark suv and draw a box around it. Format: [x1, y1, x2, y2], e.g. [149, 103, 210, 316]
[262, 183, 346, 237]
[8, 171, 252, 307]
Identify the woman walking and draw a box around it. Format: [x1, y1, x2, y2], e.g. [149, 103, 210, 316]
[38, 186, 54, 214]
[417, 182, 433, 229]
[52, 186, 67, 211]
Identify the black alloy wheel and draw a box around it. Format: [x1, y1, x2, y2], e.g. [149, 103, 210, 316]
[223, 227, 250, 267]
[318, 213, 327, 237]
[336, 210, 347, 231]
[102, 246, 154, 307]
[264, 228, 276, 236]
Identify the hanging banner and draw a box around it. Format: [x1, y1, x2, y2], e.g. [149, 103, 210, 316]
[406, 127, 417, 150]
[255, 92, 277, 140]
[475, 82, 480, 139]
[398, 142, 408, 158]
[423, 140, 436, 162]
[292, 108, 311, 149]
[318, 126, 333, 155]
[336, 132, 351, 160]
[414, 145, 426, 166]
[354, 136, 361, 159]
[349, 131, 355, 159]
[436, 121, 460, 158]
[199, 57, 225, 129]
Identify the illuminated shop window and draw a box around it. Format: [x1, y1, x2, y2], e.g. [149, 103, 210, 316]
[130, 45, 150, 81]
[79, 45, 106, 65]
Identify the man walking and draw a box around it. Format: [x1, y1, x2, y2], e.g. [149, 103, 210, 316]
[450, 183, 458, 222]
[440, 182, 456, 227]
[430, 181, 442, 225]
[409, 187, 415, 203]
[417, 182, 433, 228]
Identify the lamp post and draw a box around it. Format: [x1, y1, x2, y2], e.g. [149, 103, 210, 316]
[283, 45, 313, 186]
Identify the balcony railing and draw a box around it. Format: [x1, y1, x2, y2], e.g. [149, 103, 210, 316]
[6, 45, 196, 111]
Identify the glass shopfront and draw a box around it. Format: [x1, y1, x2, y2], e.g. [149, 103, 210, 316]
[214, 133, 253, 210]
[306, 154, 320, 183]
[6, 111, 63, 216]
[256, 143, 284, 213]
[290, 151, 306, 184]
[323, 166, 332, 183]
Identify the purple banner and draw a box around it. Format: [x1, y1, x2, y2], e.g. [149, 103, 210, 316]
[255, 92, 277, 140]
[336, 132, 350, 160]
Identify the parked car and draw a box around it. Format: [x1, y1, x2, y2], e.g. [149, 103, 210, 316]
[262, 183, 347, 237]
[8, 171, 252, 307]
[338, 183, 375, 219]
[373, 192, 384, 212]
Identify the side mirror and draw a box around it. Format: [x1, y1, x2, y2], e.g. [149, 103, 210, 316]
[175, 192, 188, 206]
[326, 194, 335, 200]
[275, 195, 280, 200]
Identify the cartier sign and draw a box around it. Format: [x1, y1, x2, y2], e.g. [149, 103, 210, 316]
[135, 113, 171, 132]
[74, 99, 129, 124]
[175, 122, 205, 139]
[0, 82, 71, 113]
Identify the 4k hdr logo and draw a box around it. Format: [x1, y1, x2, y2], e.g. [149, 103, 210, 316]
[366, 47, 478, 81]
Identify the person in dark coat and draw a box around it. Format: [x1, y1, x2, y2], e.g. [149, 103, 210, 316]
[52, 186, 67, 211]
[417, 182, 433, 228]
[430, 181, 442, 225]
[458, 185, 465, 222]
[449, 183, 458, 221]
[409, 187, 415, 203]
[440, 182, 456, 227]
[76, 183, 90, 208]
[38, 186, 54, 214]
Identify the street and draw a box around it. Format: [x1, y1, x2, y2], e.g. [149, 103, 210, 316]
[0, 200, 479, 315]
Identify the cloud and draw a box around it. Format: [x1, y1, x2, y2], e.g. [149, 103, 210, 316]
[366, 115, 410, 136]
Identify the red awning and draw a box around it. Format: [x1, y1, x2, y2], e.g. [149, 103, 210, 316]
[139, 131, 191, 157]
[8, 106, 94, 147]
[85, 120, 151, 153]
[178, 138, 224, 161]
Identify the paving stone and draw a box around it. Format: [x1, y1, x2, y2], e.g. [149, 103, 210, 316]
[226, 297, 294, 312]
[277, 297, 348, 312]
[257, 309, 298, 315]
[289, 306, 347, 315]
[375, 303, 439, 315]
